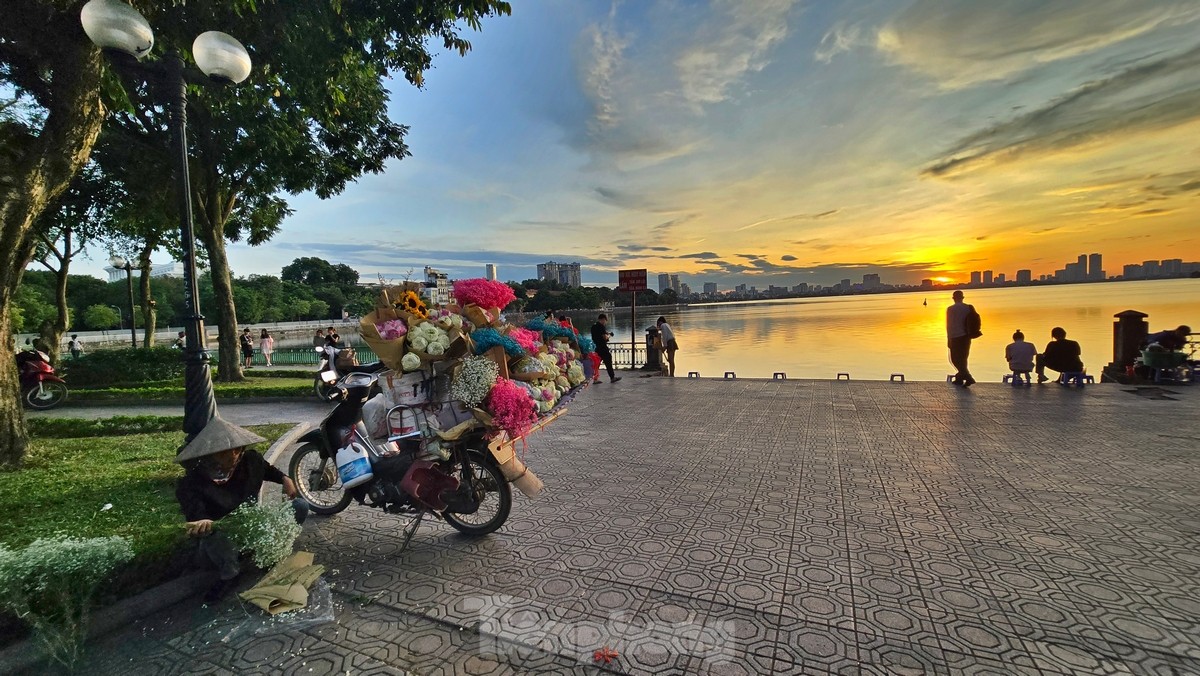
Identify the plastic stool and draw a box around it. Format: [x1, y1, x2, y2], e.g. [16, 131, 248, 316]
[1058, 372, 1093, 388]
[687, 371, 700, 379]
[889, 373, 905, 383]
[773, 372, 787, 380]
[836, 373, 850, 381]
[1003, 372, 1031, 386]
[724, 372, 736, 379]
[946, 374, 957, 383]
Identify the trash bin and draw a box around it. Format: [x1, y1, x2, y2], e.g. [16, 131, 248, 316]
[643, 327, 662, 371]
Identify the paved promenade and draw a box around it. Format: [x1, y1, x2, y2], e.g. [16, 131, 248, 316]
[81, 378, 1199, 675]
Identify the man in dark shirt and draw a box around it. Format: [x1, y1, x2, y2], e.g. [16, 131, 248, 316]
[589, 313, 621, 383]
[1146, 325, 1191, 352]
[1036, 327, 1083, 383]
[176, 417, 305, 601]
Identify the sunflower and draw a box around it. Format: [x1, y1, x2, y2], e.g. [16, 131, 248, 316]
[397, 290, 428, 319]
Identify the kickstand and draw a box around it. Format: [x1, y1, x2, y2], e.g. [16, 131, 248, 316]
[398, 510, 426, 553]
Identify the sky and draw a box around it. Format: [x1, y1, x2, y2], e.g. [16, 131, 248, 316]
[77, 0, 1200, 289]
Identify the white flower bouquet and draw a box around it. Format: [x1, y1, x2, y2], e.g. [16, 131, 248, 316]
[219, 500, 302, 569]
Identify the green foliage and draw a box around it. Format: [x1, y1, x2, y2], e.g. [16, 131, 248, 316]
[28, 416, 184, 439]
[218, 500, 302, 569]
[72, 378, 313, 402]
[82, 304, 119, 330]
[13, 285, 55, 334]
[61, 346, 185, 388]
[0, 536, 134, 671]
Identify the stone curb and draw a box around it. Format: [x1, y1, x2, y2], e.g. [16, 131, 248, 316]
[0, 423, 310, 675]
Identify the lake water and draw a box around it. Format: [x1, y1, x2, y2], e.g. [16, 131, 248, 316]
[603, 279, 1199, 382]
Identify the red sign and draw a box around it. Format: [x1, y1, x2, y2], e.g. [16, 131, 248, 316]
[617, 269, 647, 292]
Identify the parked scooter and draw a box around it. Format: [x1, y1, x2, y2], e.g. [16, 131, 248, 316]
[289, 371, 511, 540]
[313, 345, 340, 399]
[16, 350, 68, 410]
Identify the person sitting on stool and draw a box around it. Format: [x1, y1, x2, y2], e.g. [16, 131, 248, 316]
[1036, 327, 1083, 383]
[1004, 330, 1036, 384]
[175, 417, 307, 602]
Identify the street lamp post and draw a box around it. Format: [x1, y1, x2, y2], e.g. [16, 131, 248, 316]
[109, 255, 137, 348]
[108, 305, 123, 330]
[82, 0, 252, 441]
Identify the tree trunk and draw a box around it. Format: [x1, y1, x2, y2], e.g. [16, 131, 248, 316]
[40, 251, 73, 366]
[138, 244, 156, 347]
[0, 29, 104, 468]
[198, 218, 244, 382]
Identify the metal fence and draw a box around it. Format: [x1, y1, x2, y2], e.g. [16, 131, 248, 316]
[225, 342, 645, 369]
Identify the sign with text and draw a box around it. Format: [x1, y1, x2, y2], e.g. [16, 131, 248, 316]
[617, 269, 647, 292]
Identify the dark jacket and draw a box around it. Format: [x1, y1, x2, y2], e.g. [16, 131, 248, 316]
[1147, 330, 1186, 351]
[1042, 339, 1083, 372]
[590, 322, 611, 351]
[176, 450, 285, 522]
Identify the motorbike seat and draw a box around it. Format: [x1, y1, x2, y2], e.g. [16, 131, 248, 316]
[435, 419, 480, 442]
[348, 361, 388, 375]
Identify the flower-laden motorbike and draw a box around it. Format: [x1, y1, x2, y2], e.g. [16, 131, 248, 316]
[289, 370, 511, 547]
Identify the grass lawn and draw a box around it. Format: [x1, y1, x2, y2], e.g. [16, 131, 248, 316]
[0, 420, 294, 601]
[71, 376, 313, 401]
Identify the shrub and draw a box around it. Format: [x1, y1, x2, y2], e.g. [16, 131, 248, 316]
[61, 347, 186, 388]
[219, 500, 301, 569]
[0, 536, 134, 671]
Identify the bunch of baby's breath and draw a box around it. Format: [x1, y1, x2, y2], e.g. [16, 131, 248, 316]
[219, 500, 301, 569]
[0, 535, 134, 671]
[450, 355, 499, 408]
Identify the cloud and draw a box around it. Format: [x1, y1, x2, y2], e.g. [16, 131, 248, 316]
[617, 244, 672, 253]
[877, 0, 1200, 89]
[781, 255, 797, 261]
[581, 7, 628, 133]
[675, 0, 799, 107]
[677, 251, 721, 260]
[736, 209, 842, 231]
[592, 186, 680, 212]
[815, 22, 863, 63]
[923, 44, 1200, 177]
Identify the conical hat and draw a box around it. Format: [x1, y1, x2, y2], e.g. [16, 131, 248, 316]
[176, 417, 266, 463]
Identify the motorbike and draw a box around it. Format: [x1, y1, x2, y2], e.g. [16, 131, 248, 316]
[289, 370, 512, 542]
[313, 345, 340, 399]
[16, 350, 68, 410]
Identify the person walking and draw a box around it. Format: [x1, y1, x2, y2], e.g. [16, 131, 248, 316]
[67, 334, 84, 359]
[946, 290, 979, 387]
[656, 317, 678, 377]
[240, 328, 255, 369]
[590, 313, 621, 383]
[259, 329, 275, 367]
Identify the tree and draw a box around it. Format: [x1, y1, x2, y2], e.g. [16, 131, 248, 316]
[82, 304, 119, 330]
[0, 1, 107, 467]
[282, 257, 335, 285]
[104, 1, 512, 384]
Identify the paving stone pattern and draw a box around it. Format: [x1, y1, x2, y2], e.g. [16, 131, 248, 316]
[82, 379, 1200, 675]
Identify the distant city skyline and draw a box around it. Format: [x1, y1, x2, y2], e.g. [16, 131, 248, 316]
[67, 1, 1200, 290]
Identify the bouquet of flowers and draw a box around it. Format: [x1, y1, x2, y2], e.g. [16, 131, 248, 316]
[450, 355, 499, 408]
[220, 500, 303, 569]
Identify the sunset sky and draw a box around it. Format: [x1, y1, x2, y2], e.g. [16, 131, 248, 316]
[89, 0, 1200, 288]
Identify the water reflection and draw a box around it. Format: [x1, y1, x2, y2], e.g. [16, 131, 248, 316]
[607, 279, 1199, 381]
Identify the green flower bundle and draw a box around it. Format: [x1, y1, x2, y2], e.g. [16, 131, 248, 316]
[450, 355, 499, 408]
[0, 536, 134, 670]
[219, 500, 302, 569]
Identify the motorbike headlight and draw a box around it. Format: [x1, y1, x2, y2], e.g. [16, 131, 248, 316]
[319, 371, 338, 384]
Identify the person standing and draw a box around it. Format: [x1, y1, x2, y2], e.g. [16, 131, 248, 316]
[590, 313, 621, 383]
[312, 328, 326, 348]
[324, 326, 341, 348]
[67, 334, 84, 359]
[240, 328, 255, 369]
[946, 290, 978, 387]
[656, 317, 678, 377]
[173, 331, 186, 349]
[259, 329, 275, 367]
[1036, 327, 1083, 383]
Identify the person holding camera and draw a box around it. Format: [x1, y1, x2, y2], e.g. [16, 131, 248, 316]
[590, 313, 621, 383]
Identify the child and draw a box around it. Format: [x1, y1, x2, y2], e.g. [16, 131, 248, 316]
[1004, 330, 1036, 385]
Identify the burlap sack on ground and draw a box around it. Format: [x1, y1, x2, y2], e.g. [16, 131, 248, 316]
[239, 551, 325, 616]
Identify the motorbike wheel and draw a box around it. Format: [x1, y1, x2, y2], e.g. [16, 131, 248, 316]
[443, 450, 512, 536]
[24, 382, 68, 410]
[313, 376, 338, 400]
[289, 442, 352, 515]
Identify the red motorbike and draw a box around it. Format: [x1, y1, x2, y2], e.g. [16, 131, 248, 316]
[16, 350, 68, 410]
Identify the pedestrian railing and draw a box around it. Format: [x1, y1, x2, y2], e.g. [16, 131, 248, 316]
[608, 342, 648, 368]
[211, 345, 379, 368]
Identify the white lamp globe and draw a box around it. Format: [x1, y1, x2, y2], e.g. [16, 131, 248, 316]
[193, 32, 252, 84]
[80, 0, 154, 58]
[108, 254, 127, 269]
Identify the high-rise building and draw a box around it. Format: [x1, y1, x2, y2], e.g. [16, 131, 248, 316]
[1142, 260, 1161, 277]
[970, 271, 982, 285]
[680, 283, 691, 297]
[658, 273, 671, 293]
[863, 273, 881, 288]
[995, 273, 1006, 284]
[669, 275, 681, 294]
[703, 282, 718, 295]
[108, 261, 184, 283]
[983, 270, 993, 285]
[921, 279, 934, 288]
[1087, 253, 1103, 281]
[1016, 269, 1032, 283]
[1123, 264, 1143, 279]
[1162, 259, 1183, 276]
[485, 264, 498, 281]
[792, 283, 810, 293]
[536, 261, 582, 287]
[423, 266, 452, 305]
[839, 279, 852, 291]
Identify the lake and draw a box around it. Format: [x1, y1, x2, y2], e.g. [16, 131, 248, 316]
[602, 279, 1199, 382]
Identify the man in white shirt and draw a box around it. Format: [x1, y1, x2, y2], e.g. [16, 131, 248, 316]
[656, 317, 678, 377]
[1004, 330, 1036, 384]
[946, 291, 976, 387]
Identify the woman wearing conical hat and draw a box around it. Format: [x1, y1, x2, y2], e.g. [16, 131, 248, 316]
[175, 417, 306, 602]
